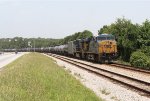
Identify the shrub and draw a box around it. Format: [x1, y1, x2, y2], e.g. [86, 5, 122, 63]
[140, 46, 150, 57]
[130, 51, 150, 69]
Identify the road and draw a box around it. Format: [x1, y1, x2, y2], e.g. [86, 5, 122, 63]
[0, 52, 27, 69]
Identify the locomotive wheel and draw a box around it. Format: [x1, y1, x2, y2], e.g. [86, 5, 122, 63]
[84, 54, 87, 60]
[100, 58, 105, 64]
[79, 53, 82, 59]
[108, 58, 112, 64]
[86, 54, 89, 61]
[94, 54, 99, 63]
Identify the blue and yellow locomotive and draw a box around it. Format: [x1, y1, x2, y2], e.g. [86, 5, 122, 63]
[67, 33, 117, 63]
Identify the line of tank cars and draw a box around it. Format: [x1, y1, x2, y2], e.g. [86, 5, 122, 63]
[45, 33, 117, 63]
[4, 34, 118, 63]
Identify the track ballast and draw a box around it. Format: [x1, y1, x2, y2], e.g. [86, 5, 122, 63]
[46, 53, 150, 97]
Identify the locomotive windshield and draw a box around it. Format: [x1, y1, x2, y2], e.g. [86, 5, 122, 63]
[97, 34, 115, 41]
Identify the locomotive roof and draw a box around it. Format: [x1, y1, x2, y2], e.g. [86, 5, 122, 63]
[98, 33, 114, 37]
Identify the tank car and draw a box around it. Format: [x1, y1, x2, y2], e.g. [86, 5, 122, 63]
[68, 41, 75, 56]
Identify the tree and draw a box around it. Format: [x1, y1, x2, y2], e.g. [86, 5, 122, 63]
[98, 18, 140, 61]
[138, 19, 150, 48]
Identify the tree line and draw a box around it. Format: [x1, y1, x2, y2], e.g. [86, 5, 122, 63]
[0, 30, 93, 49]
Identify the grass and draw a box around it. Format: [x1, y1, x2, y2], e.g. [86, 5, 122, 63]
[115, 60, 131, 66]
[0, 53, 101, 101]
[101, 88, 110, 95]
[111, 96, 121, 101]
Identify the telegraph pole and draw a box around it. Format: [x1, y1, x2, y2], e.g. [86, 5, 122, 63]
[28, 41, 31, 52]
[34, 39, 35, 52]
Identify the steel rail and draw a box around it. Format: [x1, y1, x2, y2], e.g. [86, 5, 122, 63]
[50, 53, 150, 75]
[109, 63, 150, 74]
[51, 54, 150, 85]
[47, 53, 150, 97]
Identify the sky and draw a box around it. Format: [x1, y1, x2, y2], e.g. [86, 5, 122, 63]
[0, 0, 150, 38]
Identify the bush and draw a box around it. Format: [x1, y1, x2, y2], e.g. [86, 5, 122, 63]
[130, 51, 150, 69]
[140, 46, 150, 56]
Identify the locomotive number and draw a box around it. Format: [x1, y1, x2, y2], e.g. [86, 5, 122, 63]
[105, 45, 111, 48]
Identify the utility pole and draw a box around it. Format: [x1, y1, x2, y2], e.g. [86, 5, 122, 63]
[15, 39, 17, 54]
[34, 39, 35, 52]
[28, 41, 31, 52]
[0, 38, 2, 53]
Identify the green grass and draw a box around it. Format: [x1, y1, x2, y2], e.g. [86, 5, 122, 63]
[0, 53, 101, 101]
[115, 60, 131, 66]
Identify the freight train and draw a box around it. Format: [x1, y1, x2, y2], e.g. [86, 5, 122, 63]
[3, 34, 117, 63]
[58, 33, 117, 63]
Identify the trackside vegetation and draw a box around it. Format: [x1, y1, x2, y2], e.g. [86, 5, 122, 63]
[130, 51, 150, 69]
[99, 18, 150, 69]
[0, 53, 101, 101]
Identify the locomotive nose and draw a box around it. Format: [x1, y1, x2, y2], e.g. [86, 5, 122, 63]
[99, 40, 117, 53]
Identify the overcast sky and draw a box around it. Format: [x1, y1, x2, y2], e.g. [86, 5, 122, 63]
[0, 0, 150, 38]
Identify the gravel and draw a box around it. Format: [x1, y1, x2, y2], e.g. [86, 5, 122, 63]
[58, 55, 150, 83]
[45, 54, 150, 101]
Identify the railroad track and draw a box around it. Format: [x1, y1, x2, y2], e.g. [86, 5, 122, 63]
[109, 62, 150, 74]
[50, 53, 150, 76]
[46, 53, 150, 97]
